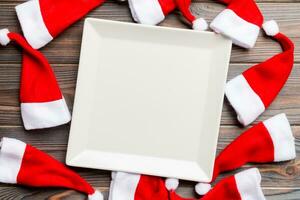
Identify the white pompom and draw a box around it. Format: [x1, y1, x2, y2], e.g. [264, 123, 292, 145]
[195, 183, 212, 195]
[88, 190, 104, 200]
[262, 20, 279, 36]
[165, 178, 179, 191]
[0, 29, 10, 46]
[192, 18, 208, 31]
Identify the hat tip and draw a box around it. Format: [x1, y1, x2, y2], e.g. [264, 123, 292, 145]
[88, 190, 104, 200]
[0, 28, 10, 46]
[195, 182, 212, 195]
[262, 20, 279, 36]
[193, 18, 208, 31]
[165, 178, 179, 191]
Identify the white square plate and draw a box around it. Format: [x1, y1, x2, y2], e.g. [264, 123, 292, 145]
[66, 18, 232, 182]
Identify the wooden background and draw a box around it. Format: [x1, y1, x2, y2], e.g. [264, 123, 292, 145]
[0, 0, 299, 199]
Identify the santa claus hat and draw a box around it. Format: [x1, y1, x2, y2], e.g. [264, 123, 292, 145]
[225, 21, 294, 126]
[128, 0, 176, 26]
[194, 113, 295, 195]
[203, 168, 265, 200]
[15, 0, 106, 49]
[109, 172, 169, 200]
[0, 137, 103, 200]
[173, 0, 208, 30]
[0, 29, 71, 130]
[170, 168, 265, 200]
[210, 0, 264, 48]
[128, 0, 207, 31]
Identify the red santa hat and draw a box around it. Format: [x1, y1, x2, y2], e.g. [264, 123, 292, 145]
[0, 137, 103, 200]
[170, 168, 265, 200]
[225, 21, 294, 126]
[173, 0, 208, 30]
[128, 0, 207, 31]
[0, 29, 71, 130]
[128, 0, 176, 26]
[15, 0, 106, 49]
[203, 168, 265, 200]
[194, 113, 295, 195]
[108, 172, 169, 200]
[210, 0, 264, 48]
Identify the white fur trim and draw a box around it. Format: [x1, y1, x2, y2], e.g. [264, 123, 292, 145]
[88, 190, 104, 200]
[0, 29, 10, 46]
[21, 98, 71, 130]
[111, 171, 117, 180]
[165, 178, 179, 191]
[262, 20, 279, 36]
[195, 182, 211, 195]
[263, 113, 296, 162]
[128, 0, 165, 25]
[108, 172, 116, 200]
[210, 9, 260, 49]
[15, 0, 53, 49]
[235, 168, 266, 200]
[225, 75, 265, 126]
[110, 172, 140, 200]
[128, 0, 138, 23]
[193, 18, 208, 31]
[0, 137, 26, 184]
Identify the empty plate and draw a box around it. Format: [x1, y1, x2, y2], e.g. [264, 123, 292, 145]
[66, 18, 232, 182]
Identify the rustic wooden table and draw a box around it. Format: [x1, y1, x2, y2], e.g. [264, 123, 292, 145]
[0, 0, 299, 199]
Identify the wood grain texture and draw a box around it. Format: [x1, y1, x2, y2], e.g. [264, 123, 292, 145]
[0, 0, 299, 199]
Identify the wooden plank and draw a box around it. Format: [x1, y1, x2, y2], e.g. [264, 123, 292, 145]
[0, 63, 299, 126]
[0, 125, 299, 199]
[0, 3, 300, 63]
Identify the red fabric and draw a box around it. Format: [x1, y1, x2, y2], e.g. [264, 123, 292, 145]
[17, 144, 95, 195]
[39, 0, 106, 37]
[211, 122, 274, 182]
[134, 175, 169, 200]
[7, 32, 62, 103]
[217, 0, 263, 27]
[174, 0, 196, 23]
[201, 176, 241, 200]
[158, 0, 177, 16]
[243, 33, 294, 107]
[172, 0, 262, 27]
[169, 175, 241, 200]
